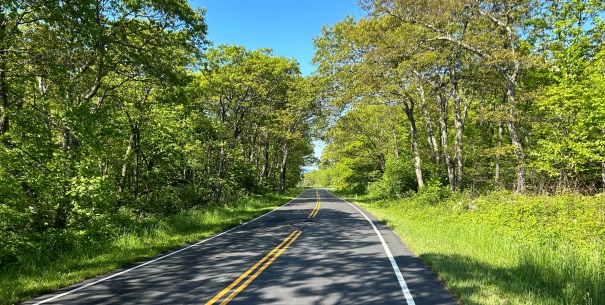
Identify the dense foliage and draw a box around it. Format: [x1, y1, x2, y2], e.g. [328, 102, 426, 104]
[310, 0, 605, 196]
[0, 1, 317, 268]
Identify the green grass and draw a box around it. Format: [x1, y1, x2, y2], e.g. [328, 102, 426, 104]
[350, 188, 605, 305]
[0, 189, 301, 305]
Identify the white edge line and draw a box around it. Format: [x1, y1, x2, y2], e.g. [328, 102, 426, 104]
[330, 192, 416, 305]
[33, 191, 305, 305]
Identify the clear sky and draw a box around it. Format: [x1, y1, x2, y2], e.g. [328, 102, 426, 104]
[188, 1, 364, 162]
[189, 0, 364, 76]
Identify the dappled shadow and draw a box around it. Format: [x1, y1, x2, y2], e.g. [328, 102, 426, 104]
[22, 189, 457, 305]
[14, 206, 271, 304]
[221, 191, 456, 305]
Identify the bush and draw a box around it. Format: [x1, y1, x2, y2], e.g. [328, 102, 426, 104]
[367, 157, 417, 199]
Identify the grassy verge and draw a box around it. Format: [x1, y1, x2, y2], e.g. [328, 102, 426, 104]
[348, 187, 605, 305]
[1, 189, 301, 305]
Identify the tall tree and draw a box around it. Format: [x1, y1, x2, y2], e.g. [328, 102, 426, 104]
[198, 45, 305, 200]
[1, 0, 207, 229]
[360, 0, 536, 193]
[314, 16, 427, 189]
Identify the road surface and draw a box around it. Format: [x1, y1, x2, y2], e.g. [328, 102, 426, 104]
[23, 189, 457, 305]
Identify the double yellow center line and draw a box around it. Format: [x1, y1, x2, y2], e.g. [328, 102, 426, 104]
[205, 191, 321, 304]
[308, 191, 321, 219]
[205, 229, 302, 305]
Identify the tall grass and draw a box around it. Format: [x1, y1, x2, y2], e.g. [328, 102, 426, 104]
[354, 188, 605, 305]
[0, 190, 299, 305]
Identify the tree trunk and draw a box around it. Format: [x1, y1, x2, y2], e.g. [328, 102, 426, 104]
[495, 123, 503, 189]
[260, 133, 269, 182]
[0, 58, 8, 135]
[133, 124, 140, 199]
[278, 143, 288, 192]
[451, 74, 464, 191]
[418, 83, 439, 163]
[436, 93, 455, 190]
[602, 161, 605, 194]
[387, 108, 400, 159]
[402, 100, 424, 189]
[116, 132, 134, 211]
[501, 13, 526, 194]
[213, 143, 227, 202]
[55, 127, 77, 229]
[506, 83, 526, 194]
[0, 20, 8, 136]
[391, 129, 400, 159]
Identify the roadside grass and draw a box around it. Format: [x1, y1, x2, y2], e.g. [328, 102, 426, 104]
[350, 187, 605, 305]
[0, 189, 301, 305]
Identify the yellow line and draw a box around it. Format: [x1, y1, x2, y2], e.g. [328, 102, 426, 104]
[220, 230, 302, 304]
[204, 230, 300, 305]
[308, 200, 319, 219]
[308, 191, 321, 219]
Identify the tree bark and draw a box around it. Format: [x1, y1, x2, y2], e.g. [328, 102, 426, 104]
[260, 132, 269, 182]
[213, 142, 228, 202]
[55, 127, 78, 229]
[116, 133, 134, 211]
[0, 19, 8, 135]
[495, 123, 503, 189]
[506, 83, 526, 194]
[436, 92, 455, 190]
[391, 128, 400, 159]
[451, 72, 465, 191]
[386, 107, 400, 159]
[278, 143, 288, 192]
[418, 82, 439, 164]
[602, 161, 605, 194]
[133, 123, 140, 199]
[0, 59, 8, 135]
[401, 99, 424, 189]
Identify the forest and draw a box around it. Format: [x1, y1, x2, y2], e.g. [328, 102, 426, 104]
[308, 0, 605, 197]
[0, 0, 318, 269]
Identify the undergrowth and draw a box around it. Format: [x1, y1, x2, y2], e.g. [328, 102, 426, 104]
[352, 186, 605, 305]
[0, 189, 301, 305]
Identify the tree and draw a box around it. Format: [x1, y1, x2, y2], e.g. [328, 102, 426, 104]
[198, 45, 315, 200]
[360, 0, 538, 193]
[528, 0, 605, 192]
[0, 0, 207, 230]
[314, 16, 427, 190]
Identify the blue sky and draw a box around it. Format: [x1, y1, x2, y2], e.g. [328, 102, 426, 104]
[189, 1, 364, 161]
[189, 0, 364, 76]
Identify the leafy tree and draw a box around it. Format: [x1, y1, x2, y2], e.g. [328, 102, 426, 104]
[314, 16, 428, 190]
[198, 45, 303, 200]
[311, 0, 605, 196]
[528, 1, 605, 192]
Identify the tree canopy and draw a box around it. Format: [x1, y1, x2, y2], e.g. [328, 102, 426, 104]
[311, 0, 605, 196]
[0, 0, 319, 265]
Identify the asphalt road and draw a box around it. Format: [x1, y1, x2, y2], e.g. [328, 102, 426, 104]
[23, 189, 457, 305]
